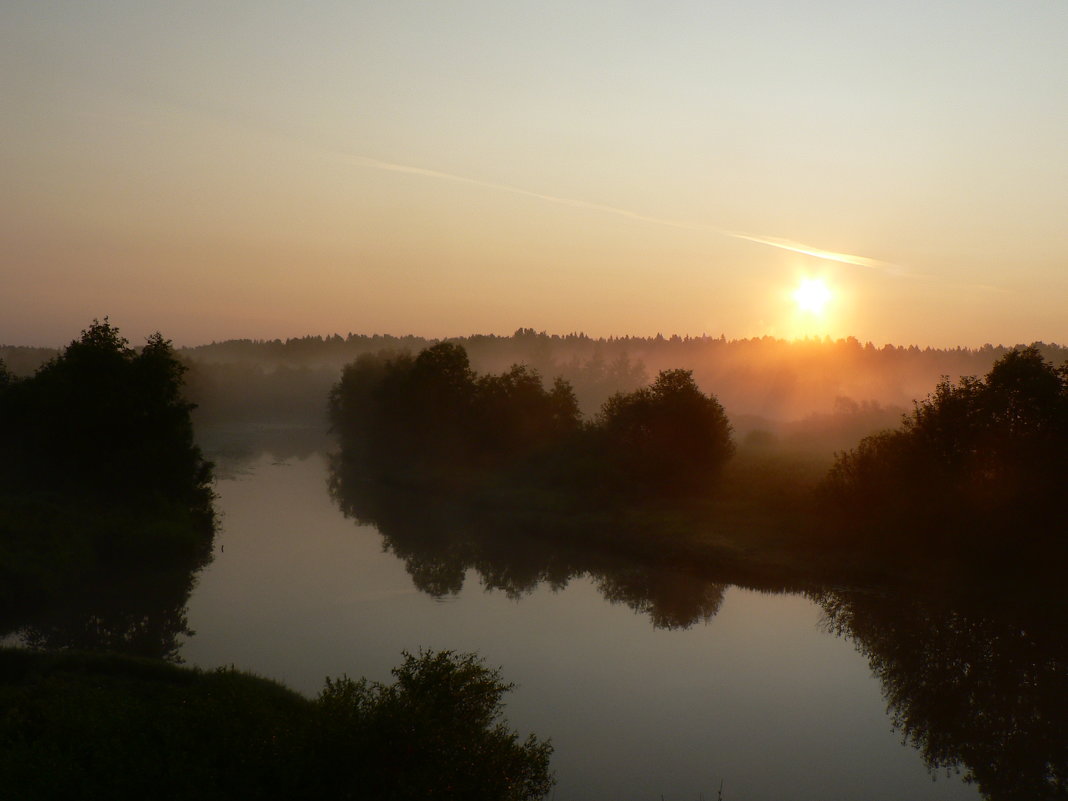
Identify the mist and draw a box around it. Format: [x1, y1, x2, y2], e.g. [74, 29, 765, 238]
[7, 330, 1063, 460]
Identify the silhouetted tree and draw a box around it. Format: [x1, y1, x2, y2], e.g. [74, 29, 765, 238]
[331, 347, 737, 503]
[596, 368, 734, 495]
[824, 346, 1067, 552]
[0, 319, 215, 603]
[0, 319, 212, 509]
[474, 366, 582, 465]
[330, 345, 583, 486]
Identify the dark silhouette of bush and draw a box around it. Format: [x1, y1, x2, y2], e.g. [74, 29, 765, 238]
[1, 647, 553, 801]
[312, 650, 554, 801]
[824, 346, 1068, 552]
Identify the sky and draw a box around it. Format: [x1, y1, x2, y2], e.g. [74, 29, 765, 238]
[3, 0, 1066, 348]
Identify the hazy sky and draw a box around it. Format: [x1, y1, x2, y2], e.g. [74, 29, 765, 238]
[3, 1, 1066, 347]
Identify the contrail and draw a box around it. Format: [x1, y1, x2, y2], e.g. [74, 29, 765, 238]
[343, 154, 901, 273]
[718, 232, 903, 273]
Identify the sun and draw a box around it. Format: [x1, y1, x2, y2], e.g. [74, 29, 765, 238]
[793, 278, 832, 315]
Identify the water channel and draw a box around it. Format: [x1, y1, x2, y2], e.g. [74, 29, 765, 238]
[178, 440, 985, 800]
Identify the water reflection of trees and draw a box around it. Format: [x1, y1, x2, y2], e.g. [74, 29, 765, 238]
[329, 457, 727, 630]
[817, 585, 1068, 801]
[1, 556, 209, 662]
[330, 436, 1068, 799]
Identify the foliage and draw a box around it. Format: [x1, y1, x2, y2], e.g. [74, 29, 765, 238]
[596, 368, 734, 495]
[824, 346, 1068, 551]
[313, 650, 554, 801]
[330, 345, 733, 502]
[330, 344, 584, 486]
[0, 319, 215, 596]
[0, 319, 213, 507]
[0, 647, 553, 801]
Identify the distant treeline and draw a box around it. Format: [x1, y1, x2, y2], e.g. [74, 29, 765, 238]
[5, 329, 1066, 445]
[179, 328, 1068, 418]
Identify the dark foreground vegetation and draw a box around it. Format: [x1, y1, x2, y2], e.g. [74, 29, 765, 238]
[0, 647, 552, 801]
[0, 320, 215, 615]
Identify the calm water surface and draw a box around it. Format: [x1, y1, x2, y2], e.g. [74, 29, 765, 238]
[180, 446, 979, 800]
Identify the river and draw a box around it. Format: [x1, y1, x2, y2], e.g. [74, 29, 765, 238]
[179, 443, 981, 800]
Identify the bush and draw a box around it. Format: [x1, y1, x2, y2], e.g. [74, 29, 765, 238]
[0, 319, 212, 508]
[824, 346, 1068, 550]
[0, 648, 554, 801]
[313, 650, 554, 801]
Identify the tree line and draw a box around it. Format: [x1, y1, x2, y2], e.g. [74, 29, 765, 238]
[329, 343, 734, 502]
[331, 342, 1068, 568]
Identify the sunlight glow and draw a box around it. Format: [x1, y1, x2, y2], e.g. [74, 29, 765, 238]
[793, 279, 832, 315]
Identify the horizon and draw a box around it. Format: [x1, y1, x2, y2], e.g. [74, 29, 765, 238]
[4, 321, 1065, 354]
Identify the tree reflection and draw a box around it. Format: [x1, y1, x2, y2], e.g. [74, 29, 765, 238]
[817, 584, 1068, 801]
[328, 455, 728, 630]
[331, 445, 1068, 798]
[1, 544, 212, 662]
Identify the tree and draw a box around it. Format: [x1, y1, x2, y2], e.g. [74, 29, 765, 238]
[330, 345, 582, 483]
[0, 320, 215, 610]
[824, 346, 1068, 549]
[0, 318, 212, 510]
[474, 366, 582, 463]
[596, 369, 734, 495]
